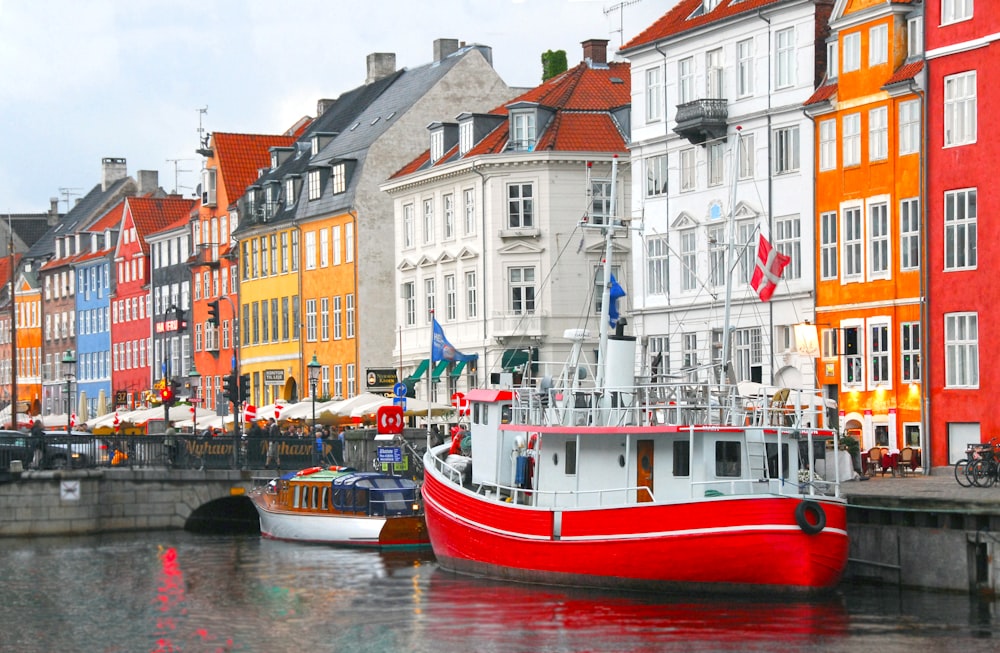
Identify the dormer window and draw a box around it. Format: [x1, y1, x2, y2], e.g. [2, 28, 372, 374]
[307, 169, 321, 200]
[459, 120, 474, 155]
[331, 163, 346, 194]
[907, 15, 923, 57]
[91, 233, 98, 253]
[285, 178, 296, 206]
[827, 40, 838, 78]
[510, 111, 536, 152]
[271, 152, 279, 168]
[311, 136, 320, 156]
[264, 184, 279, 219]
[202, 168, 217, 207]
[430, 130, 444, 163]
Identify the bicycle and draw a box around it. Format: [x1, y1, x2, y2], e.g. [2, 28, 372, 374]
[955, 439, 1000, 488]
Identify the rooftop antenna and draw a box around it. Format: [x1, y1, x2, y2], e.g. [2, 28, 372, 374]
[196, 106, 209, 150]
[57, 187, 82, 212]
[604, 0, 644, 49]
[165, 158, 194, 194]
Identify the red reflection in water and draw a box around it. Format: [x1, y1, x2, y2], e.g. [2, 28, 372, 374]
[152, 545, 235, 653]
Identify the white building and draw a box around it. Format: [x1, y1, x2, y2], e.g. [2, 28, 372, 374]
[382, 40, 633, 403]
[621, 0, 831, 389]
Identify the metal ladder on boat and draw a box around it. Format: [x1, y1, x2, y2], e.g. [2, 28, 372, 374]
[745, 428, 769, 481]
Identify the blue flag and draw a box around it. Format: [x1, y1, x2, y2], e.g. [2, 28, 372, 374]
[432, 318, 477, 362]
[608, 274, 626, 328]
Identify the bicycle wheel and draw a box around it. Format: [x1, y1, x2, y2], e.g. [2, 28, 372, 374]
[954, 459, 972, 487]
[970, 459, 996, 487]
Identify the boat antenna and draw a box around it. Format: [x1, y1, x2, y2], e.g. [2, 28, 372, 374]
[719, 127, 743, 386]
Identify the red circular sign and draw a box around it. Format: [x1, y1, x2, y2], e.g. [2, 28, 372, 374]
[244, 405, 257, 421]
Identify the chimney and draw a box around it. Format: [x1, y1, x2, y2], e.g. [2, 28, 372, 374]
[316, 98, 337, 116]
[102, 157, 127, 191]
[137, 170, 159, 196]
[434, 38, 460, 62]
[366, 52, 396, 84]
[48, 197, 59, 225]
[582, 39, 609, 66]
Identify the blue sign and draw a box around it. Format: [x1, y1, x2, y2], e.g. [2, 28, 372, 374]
[393, 382, 407, 398]
[377, 447, 402, 464]
[392, 397, 407, 411]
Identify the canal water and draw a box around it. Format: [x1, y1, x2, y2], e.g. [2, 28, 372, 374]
[0, 531, 997, 653]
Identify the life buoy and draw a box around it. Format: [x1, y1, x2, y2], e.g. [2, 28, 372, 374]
[328, 465, 344, 472]
[795, 500, 826, 535]
[295, 466, 323, 477]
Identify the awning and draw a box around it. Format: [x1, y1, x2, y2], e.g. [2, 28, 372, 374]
[404, 359, 429, 382]
[450, 359, 468, 377]
[431, 360, 449, 381]
[502, 349, 530, 371]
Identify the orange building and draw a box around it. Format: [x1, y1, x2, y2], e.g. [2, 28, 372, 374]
[805, 0, 925, 455]
[14, 269, 43, 417]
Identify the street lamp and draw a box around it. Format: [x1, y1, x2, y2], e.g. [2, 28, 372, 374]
[61, 350, 76, 433]
[307, 353, 321, 464]
[189, 364, 201, 436]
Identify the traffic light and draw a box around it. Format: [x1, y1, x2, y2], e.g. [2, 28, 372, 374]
[239, 374, 250, 403]
[171, 378, 182, 400]
[207, 300, 220, 326]
[160, 383, 176, 407]
[222, 372, 236, 402]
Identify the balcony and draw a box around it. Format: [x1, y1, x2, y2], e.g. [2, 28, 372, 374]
[189, 243, 221, 269]
[673, 99, 728, 146]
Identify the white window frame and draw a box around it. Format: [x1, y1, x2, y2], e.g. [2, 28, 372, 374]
[901, 321, 921, 383]
[826, 40, 838, 78]
[678, 57, 694, 105]
[819, 119, 836, 171]
[706, 48, 724, 99]
[402, 203, 414, 249]
[945, 312, 978, 388]
[646, 154, 668, 197]
[900, 198, 920, 271]
[738, 131, 754, 179]
[944, 187, 977, 270]
[942, 0, 974, 26]
[869, 107, 888, 161]
[680, 228, 697, 292]
[869, 24, 888, 67]
[307, 169, 321, 200]
[465, 270, 477, 319]
[647, 236, 668, 295]
[868, 318, 892, 389]
[737, 38, 754, 98]
[868, 200, 890, 280]
[707, 142, 724, 187]
[841, 320, 864, 390]
[907, 15, 923, 57]
[507, 183, 534, 228]
[771, 126, 799, 174]
[775, 27, 795, 88]
[842, 204, 864, 282]
[422, 198, 434, 244]
[820, 212, 838, 281]
[899, 100, 920, 155]
[944, 71, 977, 147]
[843, 113, 861, 167]
[773, 215, 801, 280]
[843, 32, 861, 73]
[680, 148, 696, 191]
[509, 266, 536, 314]
[645, 66, 663, 122]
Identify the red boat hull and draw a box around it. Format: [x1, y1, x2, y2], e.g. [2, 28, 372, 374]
[422, 470, 848, 593]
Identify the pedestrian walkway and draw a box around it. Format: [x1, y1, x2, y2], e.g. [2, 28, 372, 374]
[839, 466, 1000, 511]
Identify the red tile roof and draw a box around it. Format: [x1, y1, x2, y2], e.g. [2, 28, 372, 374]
[212, 132, 297, 203]
[390, 60, 630, 179]
[128, 196, 198, 253]
[805, 82, 838, 106]
[0, 254, 20, 283]
[621, 0, 785, 51]
[884, 60, 924, 86]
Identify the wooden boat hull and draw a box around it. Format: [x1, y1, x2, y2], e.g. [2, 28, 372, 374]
[250, 489, 430, 549]
[422, 464, 847, 592]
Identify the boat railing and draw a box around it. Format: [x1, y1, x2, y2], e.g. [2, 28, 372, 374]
[506, 376, 831, 430]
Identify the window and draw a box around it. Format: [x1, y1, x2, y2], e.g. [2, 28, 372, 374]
[507, 183, 534, 228]
[270, 298, 278, 342]
[307, 169, 321, 200]
[942, 0, 974, 25]
[509, 267, 535, 314]
[733, 327, 761, 382]
[402, 204, 414, 249]
[869, 107, 888, 161]
[291, 230, 299, 272]
[707, 142, 724, 186]
[430, 130, 444, 162]
[465, 271, 477, 319]
[332, 226, 341, 266]
[772, 126, 799, 174]
[422, 199, 434, 244]
[901, 321, 921, 383]
[716, 441, 742, 477]
[900, 198, 920, 271]
[424, 278, 436, 323]
[645, 154, 667, 197]
[680, 148, 696, 191]
[774, 216, 801, 280]
[869, 24, 888, 66]
[843, 32, 860, 72]
[331, 163, 346, 194]
[737, 220, 755, 284]
[907, 16, 923, 57]
[647, 236, 668, 295]
[822, 328, 838, 358]
[843, 206, 863, 280]
[899, 100, 920, 155]
[345, 223, 353, 263]
[403, 282, 415, 327]
[869, 202, 889, 278]
[320, 297, 329, 341]
[463, 189, 476, 235]
[843, 326, 863, 388]
[443, 194, 455, 239]
[645, 66, 663, 122]
[737, 38, 754, 97]
[284, 178, 296, 206]
[738, 131, 754, 179]
[346, 294, 355, 339]
[843, 113, 861, 167]
[459, 120, 474, 155]
[333, 296, 342, 340]
[944, 71, 976, 146]
[706, 48, 723, 98]
[819, 119, 836, 171]
[944, 188, 977, 270]
[709, 225, 725, 287]
[869, 321, 890, 387]
[445, 274, 457, 321]
[820, 212, 838, 280]
[682, 332, 698, 368]
[292, 295, 300, 338]
[775, 27, 795, 88]
[305, 231, 316, 270]
[945, 313, 978, 388]
[827, 40, 838, 78]
[319, 229, 329, 268]
[678, 57, 694, 104]
[280, 232, 289, 273]
[680, 228, 697, 292]
[590, 179, 612, 224]
[510, 111, 536, 151]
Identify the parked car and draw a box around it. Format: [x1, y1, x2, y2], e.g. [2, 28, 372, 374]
[0, 429, 77, 470]
[44, 430, 105, 467]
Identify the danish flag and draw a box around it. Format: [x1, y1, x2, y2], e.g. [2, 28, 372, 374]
[750, 233, 790, 302]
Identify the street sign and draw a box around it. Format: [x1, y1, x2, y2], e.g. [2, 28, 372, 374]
[376, 406, 404, 435]
[393, 382, 407, 398]
[376, 447, 402, 464]
[392, 396, 407, 411]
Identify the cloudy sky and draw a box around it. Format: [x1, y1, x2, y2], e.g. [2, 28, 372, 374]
[0, 0, 672, 215]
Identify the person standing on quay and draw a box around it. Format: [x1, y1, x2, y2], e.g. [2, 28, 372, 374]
[266, 418, 281, 471]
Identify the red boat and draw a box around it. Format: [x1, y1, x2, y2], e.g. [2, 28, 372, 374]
[422, 158, 848, 593]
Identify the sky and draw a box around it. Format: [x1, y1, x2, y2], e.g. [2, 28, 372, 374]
[0, 0, 673, 215]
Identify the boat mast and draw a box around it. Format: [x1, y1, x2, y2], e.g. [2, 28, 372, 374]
[719, 128, 743, 386]
[594, 156, 619, 392]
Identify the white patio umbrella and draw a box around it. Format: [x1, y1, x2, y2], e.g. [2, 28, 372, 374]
[400, 397, 456, 418]
[280, 400, 332, 422]
[327, 392, 391, 418]
[77, 392, 89, 423]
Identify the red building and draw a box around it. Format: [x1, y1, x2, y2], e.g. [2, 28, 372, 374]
[925, 2, 999, 466]
[110, 196, 196, 409]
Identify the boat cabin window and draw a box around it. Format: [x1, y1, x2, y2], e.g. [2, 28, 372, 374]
[715, 441, 742, 477]
[354, 488, 368, 512]
[564, 441, 577, 475]
[473, 403, 482, 424]
[766, 443, 790, 478]
[501, 404, 511, 424]
[311, 486, 319, 509]
[321, 487, 329, 510]
[293, 486, 302, 509]
[672, 440, 690, 476]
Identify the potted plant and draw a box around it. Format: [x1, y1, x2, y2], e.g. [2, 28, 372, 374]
[840, 433, 861, 474]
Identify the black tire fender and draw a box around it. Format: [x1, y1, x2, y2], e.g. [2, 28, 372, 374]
[795, 500, 826, 535]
